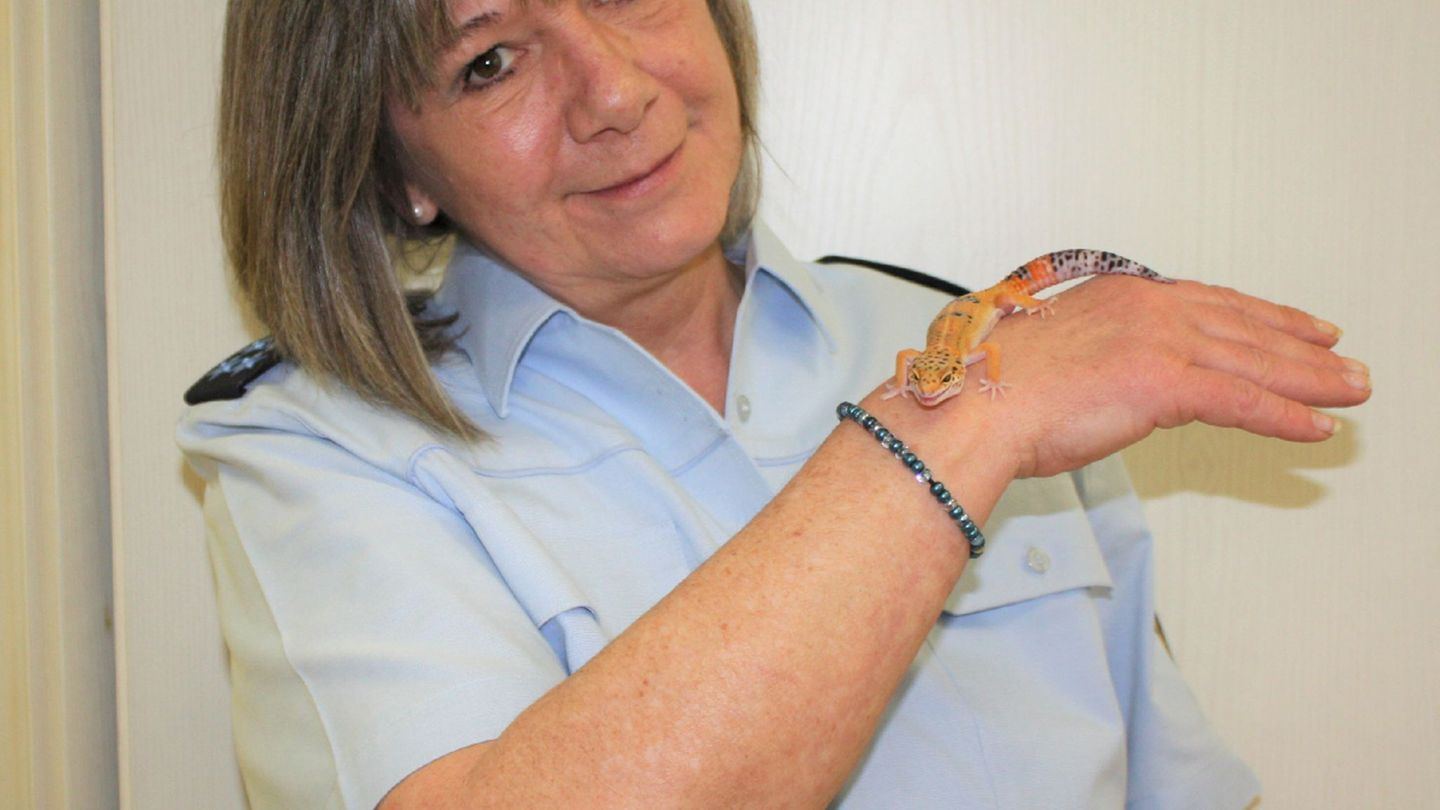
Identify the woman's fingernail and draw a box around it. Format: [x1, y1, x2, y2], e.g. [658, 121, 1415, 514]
[1341, 358, 1370, 390]
[1314, 318, 1343, 338]
[1343, 372, 1371, 390]
[1313, 411, 1338, 435]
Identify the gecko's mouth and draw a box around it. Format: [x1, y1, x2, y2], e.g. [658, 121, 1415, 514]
[918, 386, 965, 407]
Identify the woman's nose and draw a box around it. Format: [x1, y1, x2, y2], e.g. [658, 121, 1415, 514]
[561, 19, 659, 143]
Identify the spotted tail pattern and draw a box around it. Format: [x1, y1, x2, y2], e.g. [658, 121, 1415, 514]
[999, 249, 1173, 299]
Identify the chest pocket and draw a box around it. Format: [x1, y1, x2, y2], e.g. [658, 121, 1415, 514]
[491, 515, 691, 673]
[418, 446, 698, 670]
[501, 516, 696, 673]
[941, 476, 1113, 616]
[523, 518, 691, 634]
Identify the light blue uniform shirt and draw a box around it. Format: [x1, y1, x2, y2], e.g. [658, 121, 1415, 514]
[178, 223, 1260, 809]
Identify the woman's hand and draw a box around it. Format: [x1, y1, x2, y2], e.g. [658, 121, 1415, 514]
[925, 276, 1370, 481]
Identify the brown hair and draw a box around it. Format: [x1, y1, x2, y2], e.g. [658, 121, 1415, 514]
[218, 0, 761, 438]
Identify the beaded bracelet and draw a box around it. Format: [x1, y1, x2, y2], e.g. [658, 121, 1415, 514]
[836, 401, 986, 558]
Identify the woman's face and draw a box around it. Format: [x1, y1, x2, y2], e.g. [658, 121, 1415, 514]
[389, 0, 743, 294]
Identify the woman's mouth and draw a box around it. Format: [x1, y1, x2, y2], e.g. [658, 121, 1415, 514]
[586, 144, 682, 201]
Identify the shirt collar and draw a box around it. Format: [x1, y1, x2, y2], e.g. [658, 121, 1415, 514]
[434, 219, 841, 417]
[434, 241, 566, 419]
[735, 220, 841, 354]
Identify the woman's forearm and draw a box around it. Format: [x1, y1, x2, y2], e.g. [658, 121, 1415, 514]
[385, 388, 1013, 808]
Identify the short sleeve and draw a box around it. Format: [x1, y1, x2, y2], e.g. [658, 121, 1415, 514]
[1071, 455, 1262, 809]
[1125, 640, 1263, 809]
[184, 418, 568, 810]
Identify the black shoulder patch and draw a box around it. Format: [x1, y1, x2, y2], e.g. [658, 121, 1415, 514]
[814, 255, 971, 297]
[184, 336, 282, 405]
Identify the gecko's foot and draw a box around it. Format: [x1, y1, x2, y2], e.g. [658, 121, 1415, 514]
[881, 382, 907, 401]
[1025, 300, 1057, 319]
[976, 379, 1013, 400]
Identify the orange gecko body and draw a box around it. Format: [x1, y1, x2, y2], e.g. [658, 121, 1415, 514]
[885, 250, 1172, 406]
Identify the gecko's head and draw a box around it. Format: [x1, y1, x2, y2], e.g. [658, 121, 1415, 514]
[907, 349, 967, 407]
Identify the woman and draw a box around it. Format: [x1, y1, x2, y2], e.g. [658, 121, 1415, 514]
[179, 0, 1370, 807]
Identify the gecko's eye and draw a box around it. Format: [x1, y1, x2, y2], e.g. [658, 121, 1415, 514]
[942, 374, 954, 384]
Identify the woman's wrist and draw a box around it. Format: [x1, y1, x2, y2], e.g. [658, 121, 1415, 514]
[836, 402, 987, 556]
[848, 384, 1018, 552]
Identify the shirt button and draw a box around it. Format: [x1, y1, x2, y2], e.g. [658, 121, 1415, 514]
[1025, 546, 1052, 575]
[735, 395, 752, 423]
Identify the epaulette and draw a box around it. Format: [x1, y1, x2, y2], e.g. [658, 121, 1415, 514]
[815, 255, 972, 298]
[183, 336, 282, 405]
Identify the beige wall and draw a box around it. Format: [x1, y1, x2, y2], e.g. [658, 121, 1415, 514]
[752, 2, 1439, 806]
[1, 0, 115, 808]
[1, 0, 1428, 808]
[101, 0, 247, 805]
[1, 2, 28, 803]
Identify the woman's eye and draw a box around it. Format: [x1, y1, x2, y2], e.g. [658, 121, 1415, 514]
[464, 45, 516, 90]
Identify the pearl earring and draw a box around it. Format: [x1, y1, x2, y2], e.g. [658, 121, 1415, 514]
[411, 203, 426, 223]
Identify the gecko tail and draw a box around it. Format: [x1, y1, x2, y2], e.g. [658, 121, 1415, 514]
[1047, 249, 1175, 285]
[1006, 249, 1175, 294]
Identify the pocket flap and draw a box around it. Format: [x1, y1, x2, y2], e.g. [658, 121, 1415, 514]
[942, 508, 1112, 616]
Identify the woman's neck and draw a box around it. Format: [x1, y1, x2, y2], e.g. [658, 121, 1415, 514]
[555, 241, 744, 414]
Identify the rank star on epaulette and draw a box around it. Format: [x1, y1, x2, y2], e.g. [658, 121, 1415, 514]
[184, 336, 282, 405]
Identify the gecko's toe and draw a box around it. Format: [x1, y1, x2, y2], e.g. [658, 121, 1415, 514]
[977, 379, 1013, 400]
[1025, 301, 1057, 319]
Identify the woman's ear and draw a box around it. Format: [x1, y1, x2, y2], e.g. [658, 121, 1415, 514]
[383, 104, 442, 227]
[404, 179, 440, 227]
